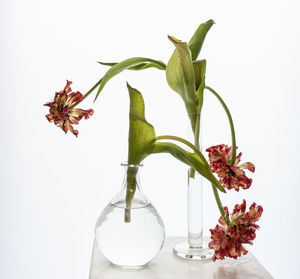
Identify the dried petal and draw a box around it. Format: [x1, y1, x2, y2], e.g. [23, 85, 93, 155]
[206, 144, 255, 191]
[209, 200, 263, 261]
[44, 81, 93, 136]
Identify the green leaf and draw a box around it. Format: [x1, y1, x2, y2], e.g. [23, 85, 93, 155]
[166, 36, 198, 131]
[127, 83, 156, 165]
[188, 19, 215, 61]
[150, 142, 226, 193]
[193, 59, 206, 112]
[125, 84, 156, 219]
[193, 60, 206, 91]
[98, 60, 166, 71]
[124, 84, 225, 216]
[94, 57, 166, 102]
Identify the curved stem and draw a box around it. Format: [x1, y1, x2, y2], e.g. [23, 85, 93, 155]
[211, 183, 230, 225]
[73, 78, 102, 107]
[205, 86, 236, 165]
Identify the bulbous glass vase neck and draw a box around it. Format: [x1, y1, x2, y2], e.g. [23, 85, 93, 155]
[121, 162, 143, 192]
[110, 163, 149, 209]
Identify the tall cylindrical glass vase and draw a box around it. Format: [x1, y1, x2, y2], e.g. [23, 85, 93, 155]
[173, 113, 213, 259]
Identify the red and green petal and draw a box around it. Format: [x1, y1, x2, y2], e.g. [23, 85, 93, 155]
[238, 162, 255, 173]
[44, 80, 93, 137]
[209, 200, 263, 261]
[206, 144, 255, 191]
[66, 91, 83, 106]
[63, 80, 72, 93]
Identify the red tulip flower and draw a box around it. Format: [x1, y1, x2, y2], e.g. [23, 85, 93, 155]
[44, 81, 93, 137]
[209, 200, 263, 261]
[206, 144, 255, 191]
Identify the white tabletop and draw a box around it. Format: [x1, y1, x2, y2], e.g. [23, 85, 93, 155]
[89, 237, 273, 279]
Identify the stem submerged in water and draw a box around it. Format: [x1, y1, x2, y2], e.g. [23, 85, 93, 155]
[189, 112, 201, 178]
[124, 167, 138, 223]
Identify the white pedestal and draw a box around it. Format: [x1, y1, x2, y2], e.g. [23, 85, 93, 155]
[89, 237, 273, 279]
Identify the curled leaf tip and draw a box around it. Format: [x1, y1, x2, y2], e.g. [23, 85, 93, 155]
[168, 35, 182, 44]
[207, 19, 216, 25]
[126, 82, 133, 89]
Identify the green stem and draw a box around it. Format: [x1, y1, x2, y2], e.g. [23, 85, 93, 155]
[73, 78, 102, 107]
[124, 167, 138, 223]
[194, 113, 200, 149]
[205, 86, 236, 165]
[189, 112, 200, 178]
[211, 183, 230, 225]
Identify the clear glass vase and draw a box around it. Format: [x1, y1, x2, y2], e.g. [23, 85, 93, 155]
[95, 163, 165, 268]
[173, 113, 213, 260]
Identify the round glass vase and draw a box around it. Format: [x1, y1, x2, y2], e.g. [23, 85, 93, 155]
[173, 113, 213, 260]
[95, 163, 165, 269]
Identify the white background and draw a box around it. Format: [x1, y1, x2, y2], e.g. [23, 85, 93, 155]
[1, 0, 299, 278]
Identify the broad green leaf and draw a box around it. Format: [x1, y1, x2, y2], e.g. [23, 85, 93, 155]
[127, 83, 156, 165]
[188, 19, 215, 61]
[150, 142, 226, 193]
[193, 59, 206, 112]
[94, 57, 166, 101]
[98, 60, 166, 71]
[125, 84, 156, 218]
[193, 60, 206, 91]
[166, 36, 197, 131]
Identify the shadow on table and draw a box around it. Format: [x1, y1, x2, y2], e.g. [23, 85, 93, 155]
[213, 266, 238, 279]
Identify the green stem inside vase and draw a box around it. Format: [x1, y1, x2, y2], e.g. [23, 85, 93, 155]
[189, 112, 201, 178]
[124, 167, 138, 223]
